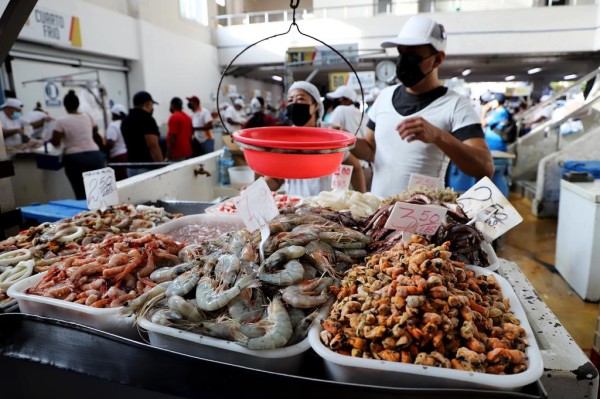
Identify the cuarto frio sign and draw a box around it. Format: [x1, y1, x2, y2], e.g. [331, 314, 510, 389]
[19, 6, 82, 48]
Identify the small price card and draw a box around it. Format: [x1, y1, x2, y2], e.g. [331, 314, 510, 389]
[83, 167, 119, 210]
[331, 164, 353, 190]
[233, 177, 279, 231]
[408, 173, 444, 191]
[384, 202, 447, 235]
[457, 176, 523, 241]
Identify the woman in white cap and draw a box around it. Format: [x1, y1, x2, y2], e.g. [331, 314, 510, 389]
[105, 103, 128, 181]
[351, 15, 493, 197]
[265, 81, 365, 196]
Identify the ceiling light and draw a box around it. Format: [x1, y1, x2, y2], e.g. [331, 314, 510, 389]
[271, 75, 283, 82]
[461, 69, 472, 77]
[505, 75, 516, 81]
[563, 74, 578, 80]
[527, 67, 542, 75]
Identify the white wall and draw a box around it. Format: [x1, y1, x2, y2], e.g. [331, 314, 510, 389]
[215, 5, 600, 65]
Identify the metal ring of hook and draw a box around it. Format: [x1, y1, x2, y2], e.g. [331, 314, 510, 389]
[216, 3, 365, 136]
[290, 0, 299, 9]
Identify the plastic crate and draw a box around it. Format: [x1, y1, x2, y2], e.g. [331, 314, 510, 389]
[19, 201, 89, 224]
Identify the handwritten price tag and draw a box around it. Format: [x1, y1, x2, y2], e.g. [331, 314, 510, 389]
[331, 165, 353, 190]
[408, 173, 444, 190]
[233, 177, 279, 232]
[83, 167, 119, 210]
[384, 202, 447, 235]
[457, 176, 523, 241]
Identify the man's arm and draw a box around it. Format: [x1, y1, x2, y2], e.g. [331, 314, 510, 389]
[2, 126, 26, 139]
[396, 116, 494, 179]
[193, 121, 213, 131]
[145, 134, 164, 162]
[265, 176, 284, 192]
[350, 128, 376, 163]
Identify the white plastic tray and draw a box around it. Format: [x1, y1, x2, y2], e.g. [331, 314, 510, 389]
[7, 272, 138, 340]
[138, 315, 311, 374]
[308, 265, 543, 391]
[147, 213, 244, 236]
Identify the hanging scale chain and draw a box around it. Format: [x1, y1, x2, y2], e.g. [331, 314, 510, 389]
[290, 0, 299, 25]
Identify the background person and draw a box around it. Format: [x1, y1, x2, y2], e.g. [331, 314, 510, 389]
[265, 81, 365, 197]
[351, 15, 493, 198]
[166, 97, 193, 161]
[105, 103, 128, 181]
[224, 98, 247, 133]
[0, 98, 30, 146]
[243, 96, 277, 128]
[325, 85, 368, 192]
[50, 90, 106, 199]
[121, 90, 163, 176]
[187, 95, 214, 157]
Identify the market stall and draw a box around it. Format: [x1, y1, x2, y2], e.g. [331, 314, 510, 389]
[0, 151, 597, 398]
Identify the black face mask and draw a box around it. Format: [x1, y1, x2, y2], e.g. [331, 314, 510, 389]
[286, 103, 312, 126]
[395, 53, 436, 88]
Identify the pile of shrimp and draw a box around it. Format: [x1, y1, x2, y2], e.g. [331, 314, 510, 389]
[320, 235, 529, 375]
[124, 209, 373, 350]
[24, 232, 184, 308]
[0, 204, 182, 303]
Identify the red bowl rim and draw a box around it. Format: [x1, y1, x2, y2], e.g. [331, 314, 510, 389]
[232, 126, 356, 150]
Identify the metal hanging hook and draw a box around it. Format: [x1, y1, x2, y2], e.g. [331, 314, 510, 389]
[216, 0, 364, 135]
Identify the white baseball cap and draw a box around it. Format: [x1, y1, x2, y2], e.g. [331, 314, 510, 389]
[1, 98, 23, 110]
[326, 85, 357, 102]
[381, 15, 447, 52]
[110, 103, 127, 115]
[234, 98, 245, 107]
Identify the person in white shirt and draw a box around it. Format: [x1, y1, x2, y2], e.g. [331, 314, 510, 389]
[105, 103, 128, 180]
[325, 85, 367, 192]
[0, 98, 29, 146]
[223, 98, 247, 133]
[187, 95, 214, 156]
[351, 16, 493, 198]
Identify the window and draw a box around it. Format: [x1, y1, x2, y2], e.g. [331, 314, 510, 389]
[180, 0, 209, 25]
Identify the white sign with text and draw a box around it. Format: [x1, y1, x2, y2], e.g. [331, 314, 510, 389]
[408, 173, 444, 191]
[233, 177, 278, 232]
[83, 168, 119, 210]
[384, 202, 447, 235]
[457, 176, 523, 241]
[331, 165, 353, 190]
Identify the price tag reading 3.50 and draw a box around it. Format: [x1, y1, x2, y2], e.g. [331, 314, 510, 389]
[384, 202, 447, 235]
[233, 177, 279, 232]
[83, 167, 119, 210]
[331, 164, 353, 190]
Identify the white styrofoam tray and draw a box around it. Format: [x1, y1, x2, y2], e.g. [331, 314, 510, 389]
[138, 315, 311, 374]
[147, 213, 244, 236]
[308, 265, 543, 391]
[7, 272, 138, 340]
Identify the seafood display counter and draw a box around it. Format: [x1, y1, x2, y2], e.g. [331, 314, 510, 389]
[0, 156, 597, 398]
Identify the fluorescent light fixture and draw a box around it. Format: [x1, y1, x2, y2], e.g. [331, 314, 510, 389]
[527, 67, 542, 75]
[563, 74, 578, 80]
[271, 75, 283, 82]
[505, 75, 516, 81]
[461, 69, 472, 77]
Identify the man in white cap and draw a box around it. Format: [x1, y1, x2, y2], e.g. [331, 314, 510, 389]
[351, 15, 493, 197]
[0, 98, 30, 146]
[105, 103, 129, 180]
[224, 98, 247, 133]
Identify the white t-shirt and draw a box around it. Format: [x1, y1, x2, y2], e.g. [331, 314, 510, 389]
[329, 104, 367, 138]
[192, 108, 213, 143]
[0, 111, 25, 146]
[367, 84, 481, 198]
[284, 175, 332, 198]
[223, 106, 246, 133]
[54, 113, 99, 155]
[105, 120, 127, 158]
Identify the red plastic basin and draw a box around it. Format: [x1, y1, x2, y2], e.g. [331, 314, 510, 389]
[232, 127, 356, 179]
